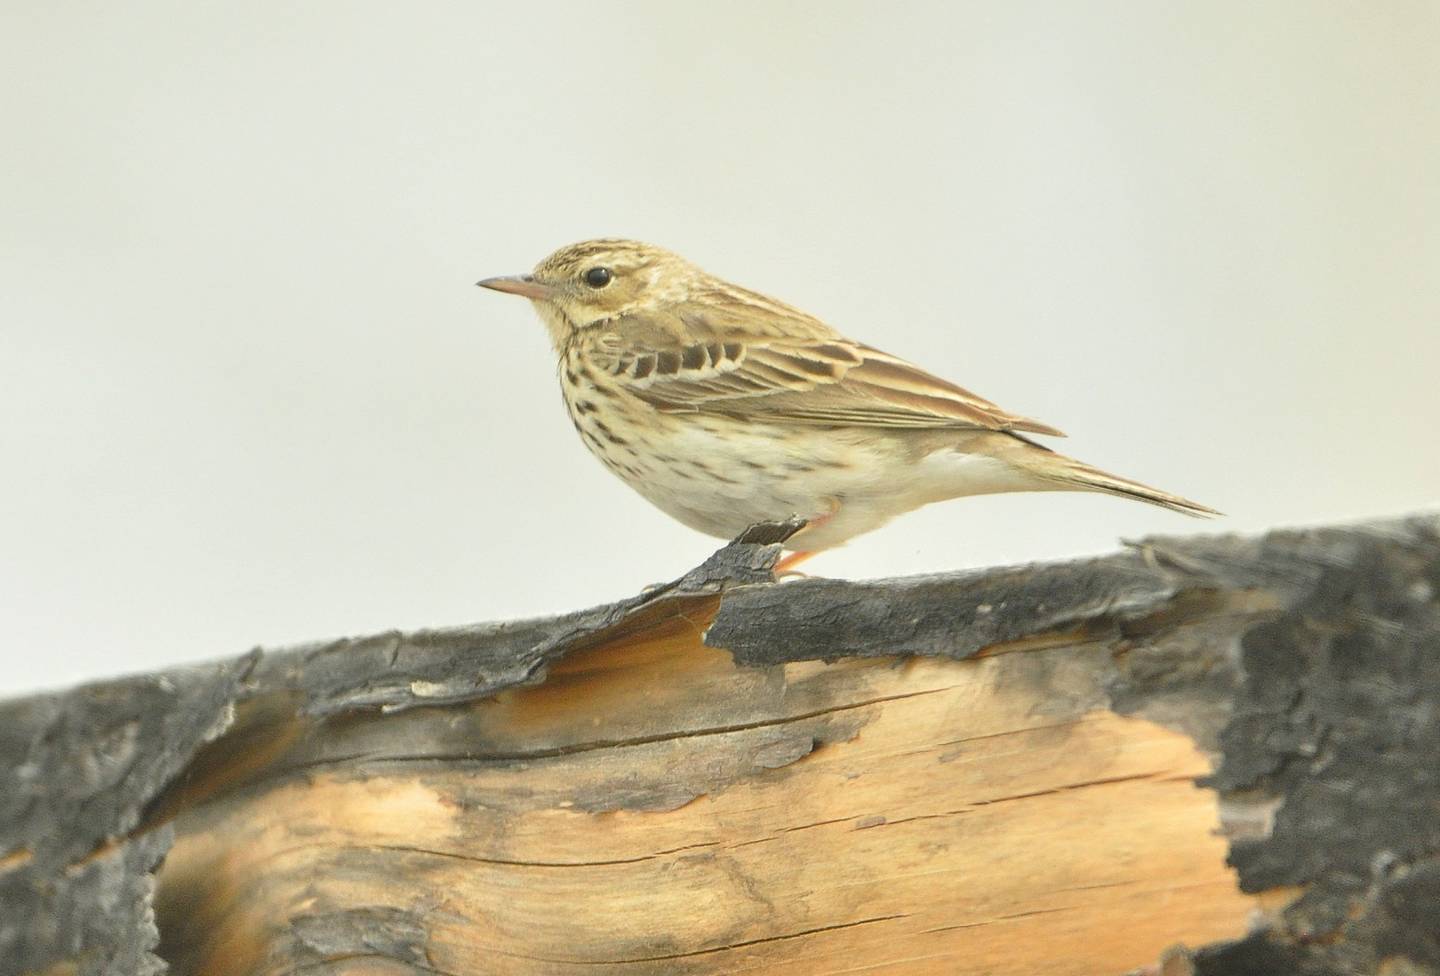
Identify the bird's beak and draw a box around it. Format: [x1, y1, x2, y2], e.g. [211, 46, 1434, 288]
[476, 274, 554, 300]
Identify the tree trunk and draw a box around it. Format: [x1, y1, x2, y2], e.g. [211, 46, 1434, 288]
[3, 515, 1438, 976]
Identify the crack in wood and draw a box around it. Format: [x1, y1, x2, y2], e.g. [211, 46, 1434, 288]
[267, 840, 727, 871]
[968, 770, 1173, 806]
[585, 914, 912, 965]
[919, 905, 1073, 935]
[279, 915, 914, 970]
[271, 686, 955, 776]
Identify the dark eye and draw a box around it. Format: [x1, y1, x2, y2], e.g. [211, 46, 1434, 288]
[584, 266, 613, 289]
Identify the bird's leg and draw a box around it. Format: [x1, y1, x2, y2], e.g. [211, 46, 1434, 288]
[772, 550, 818, 575]
[771, 501, 838, 577]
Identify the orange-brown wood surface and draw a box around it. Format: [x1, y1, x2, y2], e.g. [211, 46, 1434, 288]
[156, 620, 1261, 976]
[14, 517, 1439, 976]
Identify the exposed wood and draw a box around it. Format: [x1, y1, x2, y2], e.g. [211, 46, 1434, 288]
[2, 515, 1438, 976]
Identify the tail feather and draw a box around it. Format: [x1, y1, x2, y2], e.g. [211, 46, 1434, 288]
[1017, 448, 1220, 518]
[1054, 461, 1219, 517]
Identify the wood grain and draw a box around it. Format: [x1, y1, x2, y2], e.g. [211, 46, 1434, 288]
[157, 622, 1255, 975]
[8, 515, 1438, 976]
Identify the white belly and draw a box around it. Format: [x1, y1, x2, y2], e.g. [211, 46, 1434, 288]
[575, 403, 1039, 550]
[619, 418, 887, 540]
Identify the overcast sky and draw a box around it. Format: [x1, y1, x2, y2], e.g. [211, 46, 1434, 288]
[2, 1, 1437, 694]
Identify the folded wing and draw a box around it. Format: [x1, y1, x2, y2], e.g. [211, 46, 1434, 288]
[601, 302, 1064, 437]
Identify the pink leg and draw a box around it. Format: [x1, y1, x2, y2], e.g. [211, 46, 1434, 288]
[772, 504, 838, 576]
[772, 550, 818, 574]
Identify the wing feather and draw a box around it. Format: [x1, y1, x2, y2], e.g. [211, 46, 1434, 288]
[604, 302, 1065, 437]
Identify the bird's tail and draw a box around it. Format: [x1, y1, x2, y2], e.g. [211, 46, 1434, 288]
[1011, 443, 1220, 518]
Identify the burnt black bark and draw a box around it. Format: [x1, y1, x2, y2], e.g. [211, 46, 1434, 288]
[2, 514, 1436, 976]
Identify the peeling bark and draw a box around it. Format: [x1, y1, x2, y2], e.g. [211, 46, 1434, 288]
[1, 514, 1437, 976]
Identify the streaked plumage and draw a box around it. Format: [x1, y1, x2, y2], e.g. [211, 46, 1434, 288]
[478, 239, 1216, 558]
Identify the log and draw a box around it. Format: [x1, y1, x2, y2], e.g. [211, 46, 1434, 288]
[3, 515, 1439, 976]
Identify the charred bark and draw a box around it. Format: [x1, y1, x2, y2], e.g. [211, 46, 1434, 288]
[3, 515, 1437, 976]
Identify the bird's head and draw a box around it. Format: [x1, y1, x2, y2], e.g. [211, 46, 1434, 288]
[478, 239, 700, 347]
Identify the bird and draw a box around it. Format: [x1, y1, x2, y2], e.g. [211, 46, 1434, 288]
[477, 239, 1216, 572]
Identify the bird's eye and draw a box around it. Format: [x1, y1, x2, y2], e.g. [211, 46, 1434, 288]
[584, 267, 613, 289]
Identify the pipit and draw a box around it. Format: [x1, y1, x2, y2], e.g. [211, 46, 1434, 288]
[478, 240, 1216, 571]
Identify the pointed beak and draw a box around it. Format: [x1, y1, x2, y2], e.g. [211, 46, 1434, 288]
[475, 274, 553, 300]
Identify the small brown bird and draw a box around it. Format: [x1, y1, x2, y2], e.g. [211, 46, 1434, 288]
[478, 240, 1215, 571]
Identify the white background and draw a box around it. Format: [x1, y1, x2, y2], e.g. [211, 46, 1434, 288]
[2, 2, 1437, 694]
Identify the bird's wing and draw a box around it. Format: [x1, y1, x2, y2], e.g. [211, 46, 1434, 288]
[599, 302, 1065, 437]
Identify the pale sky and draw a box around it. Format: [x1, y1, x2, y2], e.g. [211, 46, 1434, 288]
[2, 1, 1437, 694]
